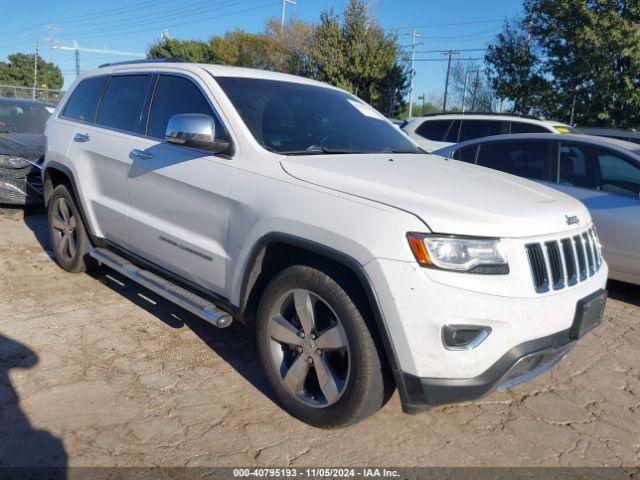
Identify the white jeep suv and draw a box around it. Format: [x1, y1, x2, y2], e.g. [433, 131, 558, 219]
[43, 60, 607, 428]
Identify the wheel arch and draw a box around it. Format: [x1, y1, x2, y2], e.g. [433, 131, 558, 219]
[43, 161, 99, 242]
[238, 233, 402, 376]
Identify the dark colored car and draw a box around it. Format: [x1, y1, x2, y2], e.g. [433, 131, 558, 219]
[0, 98, 54, 205]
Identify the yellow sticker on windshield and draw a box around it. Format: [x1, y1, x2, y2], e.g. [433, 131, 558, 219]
[555, 126, 571, 133]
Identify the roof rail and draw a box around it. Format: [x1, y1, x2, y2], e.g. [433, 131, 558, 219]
[98, 57, 187, 68]
[418, 112, 544, 121]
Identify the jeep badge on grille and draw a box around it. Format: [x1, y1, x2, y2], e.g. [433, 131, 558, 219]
[565, 215, 580, 225]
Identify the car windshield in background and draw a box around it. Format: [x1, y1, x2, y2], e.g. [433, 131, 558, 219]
[215, 77, 420, 155]
[0, 101, 52, 134]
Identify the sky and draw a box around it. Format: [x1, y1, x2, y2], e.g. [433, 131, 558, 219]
[1, 0, 523, 101]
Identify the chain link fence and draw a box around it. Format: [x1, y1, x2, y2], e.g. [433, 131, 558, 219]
[0, 84, 64, 104]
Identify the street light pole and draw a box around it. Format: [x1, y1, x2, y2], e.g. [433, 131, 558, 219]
[280, 0, 297, 30]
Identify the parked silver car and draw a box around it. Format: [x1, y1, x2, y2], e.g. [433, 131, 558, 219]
[434, 133, 640, 285]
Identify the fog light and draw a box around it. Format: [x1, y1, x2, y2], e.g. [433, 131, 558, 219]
[442, 325, 491, 350]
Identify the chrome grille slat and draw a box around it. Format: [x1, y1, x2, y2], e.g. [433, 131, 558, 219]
[526, 228, 602, 294]
[583, 233, 595, 275]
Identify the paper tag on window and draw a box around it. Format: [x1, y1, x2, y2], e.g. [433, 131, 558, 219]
[347, 99, 383, 120]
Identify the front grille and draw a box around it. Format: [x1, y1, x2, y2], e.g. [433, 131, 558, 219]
[525, 227, 602, 293]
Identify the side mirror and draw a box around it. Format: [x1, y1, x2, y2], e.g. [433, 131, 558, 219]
[165, 113, 230, 153]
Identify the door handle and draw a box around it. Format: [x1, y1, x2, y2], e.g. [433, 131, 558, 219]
[73, 132, 90, 142]
[131, 149, 153, 160]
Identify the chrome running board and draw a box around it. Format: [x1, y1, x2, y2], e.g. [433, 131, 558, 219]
[89, 247, 233, 328]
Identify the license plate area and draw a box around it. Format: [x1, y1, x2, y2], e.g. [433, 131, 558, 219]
[570, 289, 607, 340]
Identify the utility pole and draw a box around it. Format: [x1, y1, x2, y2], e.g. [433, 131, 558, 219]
[418, 93, 426, 115]
[461, 68, 469, 113]
[470, 69, 480, 112]
[408, 28, 421, 118]
[54, 41, 145, 78]
[280, 0, 296, 30]
[441, 49, 460, 113]
[569, 86, 580, 125]
[43, 24, 62, 62]
[33, 40, 39, 100]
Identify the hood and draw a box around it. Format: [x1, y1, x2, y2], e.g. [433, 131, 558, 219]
[0, 133, 45, 162]
[280, 153, 590, 238]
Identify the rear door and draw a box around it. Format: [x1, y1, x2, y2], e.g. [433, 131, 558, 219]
[62, 74, 151, 244]
[125, 73, 233, 295]
[554, 142, 640, 280]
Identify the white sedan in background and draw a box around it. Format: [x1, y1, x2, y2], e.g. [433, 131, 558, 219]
[435, 133, 640, 285]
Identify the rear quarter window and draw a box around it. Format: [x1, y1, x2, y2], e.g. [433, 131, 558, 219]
[510, 121, 550, 134]
[415, 120, 451, 141]
[62, 76, 108, 123]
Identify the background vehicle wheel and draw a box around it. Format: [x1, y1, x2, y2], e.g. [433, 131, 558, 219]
[256, 264, 386, 428]
[47, 184, 95, 273]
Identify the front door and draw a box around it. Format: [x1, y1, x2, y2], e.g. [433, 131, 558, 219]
[125, 74, 233, 296]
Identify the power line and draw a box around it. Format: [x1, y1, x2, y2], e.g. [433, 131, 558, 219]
[58, 0, 274, 43]
[2, 0, 251, 45]
[386, 19, 504, 31]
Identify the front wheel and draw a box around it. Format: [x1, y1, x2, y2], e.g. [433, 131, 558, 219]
[256, 264, 386, 428]
[47, 184, 95, 273]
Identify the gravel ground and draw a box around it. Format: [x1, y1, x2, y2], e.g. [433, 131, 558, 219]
[0, 208, 639, 468]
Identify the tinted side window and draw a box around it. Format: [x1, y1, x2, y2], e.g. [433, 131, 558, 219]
[453, 145, 477, 163]
[510, 121, 549, 134]
[458, 120, 508, 142]
[96, 75, 150, 132]
[62, 76, 107, 123]
[477, 141, 550, 180]
[415, 120, 450, 141]
[444, 120, 461, 143]
[559, 143, 599, 189]
[597, 151, 640, 197]
[147, 75, 221, 140]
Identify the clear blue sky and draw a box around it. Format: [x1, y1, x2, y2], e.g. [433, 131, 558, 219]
[1, 0, 523, 100]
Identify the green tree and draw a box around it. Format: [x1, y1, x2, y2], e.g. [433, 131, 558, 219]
[486, 1, 640, 127]
[147, 38, 216, 63]
[0, 53, 63, 90]
[309, 0, 407, 116]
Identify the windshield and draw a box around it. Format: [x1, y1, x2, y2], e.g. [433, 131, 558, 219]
[0, 101, 52, 134]
[215, 77, 420, 155]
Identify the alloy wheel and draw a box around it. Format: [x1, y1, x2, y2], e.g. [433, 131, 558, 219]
[267, 288, 350, 407]
[51, 197, 78, 262]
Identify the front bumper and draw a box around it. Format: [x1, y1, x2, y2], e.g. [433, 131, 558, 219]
[397, 288, 606, 412]
[0, 165, 43, 205]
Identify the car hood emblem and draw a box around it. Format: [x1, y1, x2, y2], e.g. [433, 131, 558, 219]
[565, 215, 580, 225]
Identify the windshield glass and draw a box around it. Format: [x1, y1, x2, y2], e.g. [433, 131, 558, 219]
[0, 101, 52, 134]
[215, 77, 420, 155]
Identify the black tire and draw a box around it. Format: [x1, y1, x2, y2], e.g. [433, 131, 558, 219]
[256, 264, 386, 428]
[47, 184, 95, 273]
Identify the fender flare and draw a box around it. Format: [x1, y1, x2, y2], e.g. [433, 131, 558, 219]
[43, 161, 100, 243]
[238, 232, 403, 376]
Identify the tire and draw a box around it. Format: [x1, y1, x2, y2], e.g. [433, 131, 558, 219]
[47, 184, 95, 273]
[256, 264, 386, 428]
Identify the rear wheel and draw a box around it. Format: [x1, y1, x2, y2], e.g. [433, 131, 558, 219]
[256, 264, 385, 428]
[48, 184, 94, 273]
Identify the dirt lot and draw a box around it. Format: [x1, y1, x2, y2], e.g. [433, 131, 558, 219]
[0, 208, 639, 468]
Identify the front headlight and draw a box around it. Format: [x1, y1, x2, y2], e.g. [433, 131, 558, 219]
[407, 233, 508, 274]
[0, 154, 31, 169]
